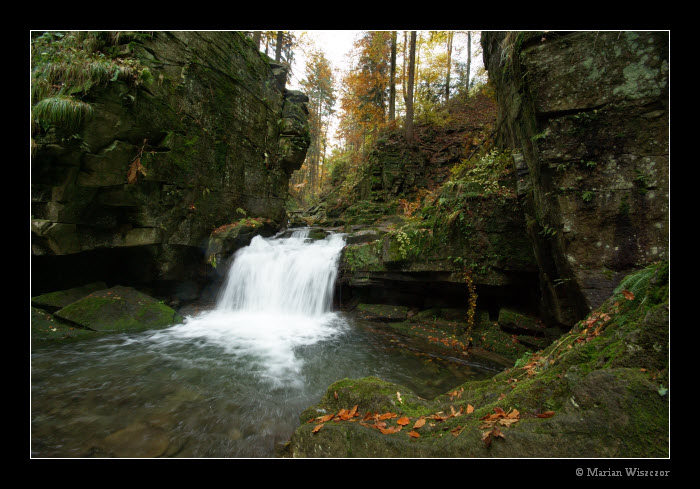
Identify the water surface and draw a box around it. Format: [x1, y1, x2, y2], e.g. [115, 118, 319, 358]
[31, 230, 500, 457]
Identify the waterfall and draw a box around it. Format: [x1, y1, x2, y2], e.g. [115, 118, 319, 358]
[216, 229, 345, 316]
[148, 228, 347, 386]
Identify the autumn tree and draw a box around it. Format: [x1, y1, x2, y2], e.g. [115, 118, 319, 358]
[337, 31, 392, 162]
[291, 48, 336, 199]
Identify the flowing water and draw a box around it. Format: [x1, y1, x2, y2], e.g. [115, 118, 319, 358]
[31, 229, 501, 458]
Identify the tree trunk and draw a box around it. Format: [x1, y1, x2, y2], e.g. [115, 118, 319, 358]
[253, 31, 261, 50]
[466, 31, 472, 91]
[445, 31, 453, 103]
[275, 31, 283, 62]
[405, 31, 416, 143]
[389, 31, 397, 121]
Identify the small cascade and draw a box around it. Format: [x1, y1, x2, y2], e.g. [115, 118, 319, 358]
[216, 229, 345, 317]
[148, 228, 348, 386]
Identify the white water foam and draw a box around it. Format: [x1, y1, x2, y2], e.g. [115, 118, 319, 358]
[147, 229, 347, 386]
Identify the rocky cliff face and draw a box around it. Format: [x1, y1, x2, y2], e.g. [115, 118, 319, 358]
[31, 32, 310, 298]
[482, 31, 669, 326]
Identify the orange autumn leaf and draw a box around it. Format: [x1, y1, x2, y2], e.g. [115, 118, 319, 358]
[413, 418, 426, 429]
[312, 423, 324, 433]
[379, 413, 397, 420]
[466, 404, 474, 414]
[498, 393, 506, 401]
[507, 409, 520, 419]
[319, 413, 335, 422]
[408, 431, 420, 438]
[397, 417, 410, 426]
[334, 391, 338, 400]
[622, 290, 635, 300]
[537, 411, 556, 418]
[349, 405, 358, 417]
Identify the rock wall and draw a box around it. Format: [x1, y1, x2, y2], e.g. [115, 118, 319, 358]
[482, 31, 669, 325]
[31, 32, 310, 297]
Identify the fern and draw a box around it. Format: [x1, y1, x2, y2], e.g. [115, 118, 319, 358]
[32, 96, 94, 131]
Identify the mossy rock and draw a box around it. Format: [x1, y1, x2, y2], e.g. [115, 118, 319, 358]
[54, 285, 183, 333]
[31, 306, 101, 345]
[31, 281, 108, 312]
[497, 308, 546, 335]
[291, 262, 669, 457]
[307, 228, 327, 241]
[355, 303, 408, 322]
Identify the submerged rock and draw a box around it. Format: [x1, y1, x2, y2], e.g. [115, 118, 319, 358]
[54, 285, 183, 333]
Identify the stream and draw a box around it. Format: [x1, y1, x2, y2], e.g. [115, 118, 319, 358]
[31, 229, 500, 457]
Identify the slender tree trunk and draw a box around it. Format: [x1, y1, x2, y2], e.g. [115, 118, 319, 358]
[275, 31, 283, 62]
[402, 31, 407, 105]
[389, 31, 397, 121]
[253, 31, 261, 50]
[466, 31, 472, 91]
[405, 31, 416, 143]
[445, 31, 453, 103]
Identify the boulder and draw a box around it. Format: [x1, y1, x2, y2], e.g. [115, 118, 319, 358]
[54, 285, 183, 333]
[31, 281, 107, 312]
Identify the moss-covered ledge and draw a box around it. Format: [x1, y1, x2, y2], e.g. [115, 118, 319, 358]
[289, 262, 669, 457]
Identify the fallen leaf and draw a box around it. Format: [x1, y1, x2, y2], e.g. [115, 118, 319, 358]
[482, 430, 492, 448]
[408, 431, 420, 438]
[537, 411, 556, 418]
[450, 426, 462, 437]
[349, 405, 358, 417]
[379, 413, 397, 420]
[507, 409, 520, 419]
[397, 417, 410, 426]
[622, 290, 635, 300]
[312, 424, 324, 433]
[466, 404, 474, 414]
[319, 413, 335, 422]
[397, 391, 403, 404]
[498, 418, 519, 427]
[334, 391, 338, 400]
[498, 393, 506, 401]
[413, 418, 426, 429]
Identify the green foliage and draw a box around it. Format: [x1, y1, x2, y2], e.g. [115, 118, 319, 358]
[447, 149, 515, 198]
[538, 224, 557, 237]
[32, 96, 94, 131]
[581, 190, 594, 202]
[31, 31, 149, 134]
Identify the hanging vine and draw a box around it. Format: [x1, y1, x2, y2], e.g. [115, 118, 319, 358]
[462, 266, 478, 349]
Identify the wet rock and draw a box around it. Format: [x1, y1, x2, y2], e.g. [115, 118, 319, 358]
[355, 303, 408, 322]
[31, 282, 108, 312]
[497, 308, 546, 336]
[54, 285, 183, 333]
